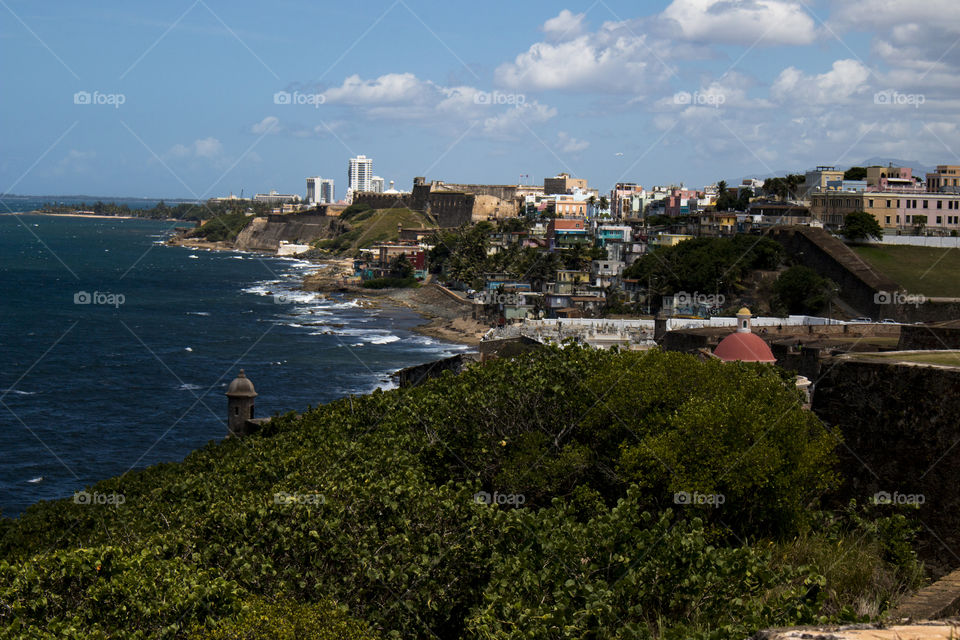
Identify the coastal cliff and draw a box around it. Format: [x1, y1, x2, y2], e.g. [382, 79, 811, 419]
[234, 214, 341, 252]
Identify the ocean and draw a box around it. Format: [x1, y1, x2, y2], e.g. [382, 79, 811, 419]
[0, 199, 468, 516]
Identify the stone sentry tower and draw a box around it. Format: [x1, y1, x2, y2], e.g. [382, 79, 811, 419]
[226, 369, 257, 437]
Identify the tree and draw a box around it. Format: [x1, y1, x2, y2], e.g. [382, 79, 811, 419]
[389, 254, 414, 279]
[587, 194, 597, 215]
[912, 214, 927, 235]
[736, 189, 752, 211]
[844, 166, 867, 181]
[598, 195, 609, 215]
[773, 265, 832, 314]
[840, 210, 883, 242]
[715, 180, 738, 211]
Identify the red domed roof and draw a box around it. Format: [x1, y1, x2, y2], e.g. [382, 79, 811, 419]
[714, 332, 776, 363]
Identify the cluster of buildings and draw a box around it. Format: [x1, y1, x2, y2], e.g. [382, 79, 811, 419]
[807, 164, 960, 231]
[218, 154, 960, 237]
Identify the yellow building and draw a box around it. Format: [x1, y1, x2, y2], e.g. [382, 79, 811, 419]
[926, 165, 960, 192]
[649, 233, 694, 248]
[810, 191, 960, 230]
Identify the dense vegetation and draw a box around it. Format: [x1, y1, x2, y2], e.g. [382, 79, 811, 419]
[773, 265, 835, 315]
[428, 221, 604, 290]
[0, 347, 922, 639]
[622, 235, 783, 308]
[187, 210, 256, 242]
[39, 200, 272, 222]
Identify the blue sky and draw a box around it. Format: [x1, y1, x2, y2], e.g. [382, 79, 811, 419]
[2, 0, 959, 199]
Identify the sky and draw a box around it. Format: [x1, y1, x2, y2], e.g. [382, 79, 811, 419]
[2, 0, 960, 200]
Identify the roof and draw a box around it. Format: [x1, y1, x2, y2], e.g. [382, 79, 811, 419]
[551, 219, 585, 230]
[226, 370, 258, 397]
[714, 333, 776, 363]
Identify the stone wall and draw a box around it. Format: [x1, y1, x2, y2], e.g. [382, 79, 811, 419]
[900, 323, 960, 349]
[769, 226, 899, 319]
[812, 358, 960, 573]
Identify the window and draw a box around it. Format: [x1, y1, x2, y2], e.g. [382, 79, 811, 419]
[885, 216, 890, 224]
[937, 216, 942, 224]
[868, 199, 874, 207]
[886, 200, 892, 208]
[938, 201, 943, 209]
[905, 215, 911, 223]
[924, 200, 929, 208]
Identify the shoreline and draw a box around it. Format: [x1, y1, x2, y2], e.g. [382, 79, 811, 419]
[165, 234, 486, 347]
[301, 265, 487, 347]
[5, 211, 188, 221]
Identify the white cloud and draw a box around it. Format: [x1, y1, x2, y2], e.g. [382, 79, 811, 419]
[771, 59, 871, 105]
[165, 137, 225, 161]
[194, 137, 223, 158]
[830, 1, 960, 32]
[660, 0, 816, 46]
[542, 10, 586, 41]
[251, 116, 279, 135]
[315, 72, 557, 135]
[556, 131, 590, 153]
[482, 101, 557, 137]
[322, 73, 426, 105]
[495, 30, 657, 91]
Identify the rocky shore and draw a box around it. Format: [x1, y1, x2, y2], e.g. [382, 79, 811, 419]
[302, 264, 487, 346]
[165, 231, 486, 346]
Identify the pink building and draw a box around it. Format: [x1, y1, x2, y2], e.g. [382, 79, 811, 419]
[664, 189, 699, 217]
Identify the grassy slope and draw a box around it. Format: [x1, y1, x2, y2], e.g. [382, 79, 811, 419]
[338, 208, 434, 250]
[852, 244, 960, 297]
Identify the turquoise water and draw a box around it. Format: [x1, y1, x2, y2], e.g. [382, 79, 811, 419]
[0, 211, 467, 516]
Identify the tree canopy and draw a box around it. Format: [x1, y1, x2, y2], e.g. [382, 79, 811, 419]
[840, 211, 883, 242]
[0, 346, 921, 639]
[623, 234, 783, 302]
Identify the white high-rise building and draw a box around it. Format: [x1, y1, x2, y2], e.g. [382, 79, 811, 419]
[348, 155, 373, 193]
[306, 177, 335, 204]
[320, 178, 334, 204]
[306, 177, 322, 205]
[371, 176, 384, 193]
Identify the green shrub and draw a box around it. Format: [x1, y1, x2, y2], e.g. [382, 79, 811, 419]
[188, 596, 378, 639]
[0, 545, 241, 639]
